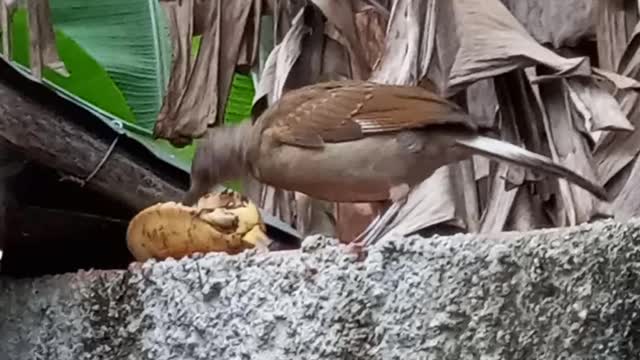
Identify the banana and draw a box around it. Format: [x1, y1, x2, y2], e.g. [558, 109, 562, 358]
[126, 189, 272, 262]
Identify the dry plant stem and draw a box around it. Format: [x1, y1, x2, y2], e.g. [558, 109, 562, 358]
[0, 1, 11, 60]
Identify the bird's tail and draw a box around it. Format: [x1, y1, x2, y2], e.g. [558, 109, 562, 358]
[455, 135, 610, 201]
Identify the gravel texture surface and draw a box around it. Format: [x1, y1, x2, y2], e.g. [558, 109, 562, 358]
[1, 219, 640, 360]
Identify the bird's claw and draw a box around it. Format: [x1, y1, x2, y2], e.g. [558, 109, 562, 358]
[344, 241, 367, 261]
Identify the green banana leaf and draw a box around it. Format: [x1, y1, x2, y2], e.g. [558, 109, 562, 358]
[47, 0, 172, 131]
[8, 9, 137, 123]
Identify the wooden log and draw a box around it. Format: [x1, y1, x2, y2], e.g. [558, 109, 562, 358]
[0, 59, 187, 212]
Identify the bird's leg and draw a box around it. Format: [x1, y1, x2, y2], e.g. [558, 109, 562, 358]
[345, 184, 411, 257]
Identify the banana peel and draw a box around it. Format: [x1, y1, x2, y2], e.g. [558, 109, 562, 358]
[126, 189, 272, 262]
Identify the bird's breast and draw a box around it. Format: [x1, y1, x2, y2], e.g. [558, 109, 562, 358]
[250, 130, 456, 203]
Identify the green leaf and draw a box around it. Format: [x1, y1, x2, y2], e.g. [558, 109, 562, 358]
[7, 9, 136, 122]
[47, 0, 173, 130]
[225, 73, 255, 124]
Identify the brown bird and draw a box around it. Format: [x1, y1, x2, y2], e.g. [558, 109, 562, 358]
[183, 80, 610, 250]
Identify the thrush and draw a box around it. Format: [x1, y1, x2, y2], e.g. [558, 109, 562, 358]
[183, 80, 610, 252]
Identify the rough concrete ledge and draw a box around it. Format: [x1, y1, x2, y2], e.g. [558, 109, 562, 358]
[1, 219, 640, 360]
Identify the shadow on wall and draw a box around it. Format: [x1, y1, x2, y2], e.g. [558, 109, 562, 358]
[1, 161, 135, 278]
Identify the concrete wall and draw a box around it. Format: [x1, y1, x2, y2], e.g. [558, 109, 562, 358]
[1, 219, 640, 360]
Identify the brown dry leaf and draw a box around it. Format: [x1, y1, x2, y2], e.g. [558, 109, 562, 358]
[237, 0, 263, 70]
[504, 186, 552, 231]
[466, 79, 499, 212]
[154, 0, 194, 146]
[593, 16, 640, 204]
[251, 40, 280, 116]
[370, 0, 439, 87]
[595, 0, 638, 72]
[378, 165, 469, 237]
[25, 0, 68, 80]
[610, 156, 640, 221]
[526, 46, 639, 139]
[310, 0, 371, 79]
[478, 71, 545, 233]
[353, 0, 392, 15]
[446, 0, 591, 96]
[0, 0, 13, 60]
[459, 159, 480, 233]
[154, 0, 259, 145]
[593, 91, 640, 184]
[502, 0, 596, 49]
[466, 79, 500, 129]
[535, 68, 611, 226]
[271, 0, 307, 44]
[478, 161, 519, 233]
[592, 68, 640, 90]
[617, 21, 640, 77]
[288, 6, 328, 89]
[295, 192, 336, 237]
[594, 17, 640, 220]
[253, 5, 313, 111]
[565, 77, 634, 133]
[478, 70, 562, 233]
[353, 3, 388, 69]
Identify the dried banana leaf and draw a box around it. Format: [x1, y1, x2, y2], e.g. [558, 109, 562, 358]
[154, 0, 194, 146]
[0, 0, 13, 60]
[447, 0, 591, 95]
[26, 0, 67, 80]
[502, 0, 596, 48]
[272, 0, 307, 44]
[504, 186, 552, 232]
[592, 4, 640, 220]
[594, 19, 640, 193]
[310, 0, 371, 79]
[353, 3, 388, 69]
[154, 0, 260, 145]
[370, 0, 439, 87]
[380, 165, 469, 237]
[237, 0, 263, 70]
[535, 68, 611, 226]
[565, 77, 634, 133]
[610, 156, 640, 221]
[479, 71, 551, 233]
[595, 0, 638, 72]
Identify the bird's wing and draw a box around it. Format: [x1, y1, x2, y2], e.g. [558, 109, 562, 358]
[263, 80, 478, 148]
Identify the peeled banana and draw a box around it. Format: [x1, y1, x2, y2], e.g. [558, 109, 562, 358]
[126, 189, 271, 262]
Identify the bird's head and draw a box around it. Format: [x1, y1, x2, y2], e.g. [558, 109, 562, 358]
[182, 121, 253, 206]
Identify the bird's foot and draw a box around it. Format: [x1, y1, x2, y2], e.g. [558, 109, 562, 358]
[344, 240, 367, 261]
